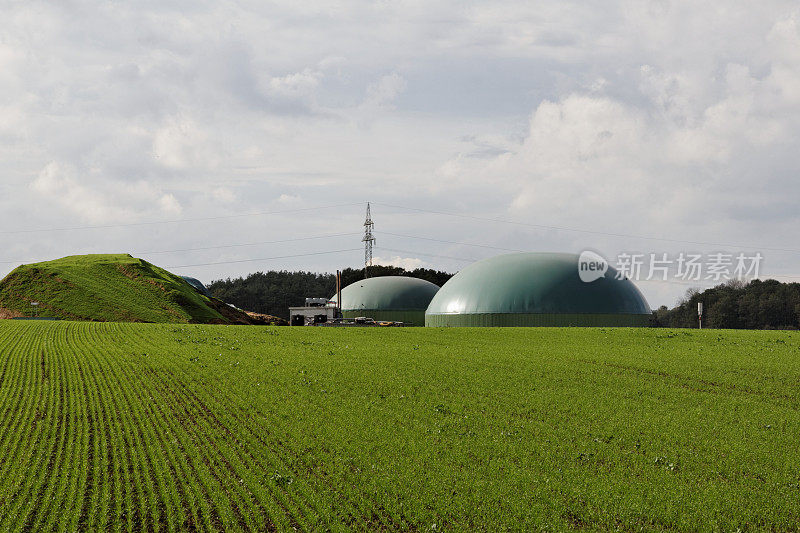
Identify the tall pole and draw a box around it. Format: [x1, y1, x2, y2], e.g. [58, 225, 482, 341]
[336, 270, 342, 318]
[362, 202, 375, 278]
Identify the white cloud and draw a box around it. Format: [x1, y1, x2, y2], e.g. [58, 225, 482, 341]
[158, 193, 182, 215]
[3, 1, 800, 308]
[363, 72, 407, 109]
[268, 68, 322, 99]
[211, 187, 236, 203]
[153, 117, 218, 170]
[277, 194, 301, 205]
[30, 162, 118, 223]
[373, 255, 427, 270]
[448, 30, 800, 233]
[30, 161, 184, 223]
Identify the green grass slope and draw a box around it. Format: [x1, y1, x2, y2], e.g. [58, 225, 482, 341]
[0, 254, 238, 323]
[0, 322, 798, 530]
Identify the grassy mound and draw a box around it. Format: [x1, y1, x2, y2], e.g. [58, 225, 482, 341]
[0, 254, 280, 324]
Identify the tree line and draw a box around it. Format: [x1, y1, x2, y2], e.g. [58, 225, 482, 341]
[207, 266, 453, 320]
[652, 279, 800, 329]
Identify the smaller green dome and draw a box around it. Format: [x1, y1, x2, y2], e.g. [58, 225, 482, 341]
[180, 276, 211, 297]
[333, 276, 439, 311]
[331, 276, 439, 325]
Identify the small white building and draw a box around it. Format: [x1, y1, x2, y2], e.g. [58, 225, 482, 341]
[289, 298, 340, 326]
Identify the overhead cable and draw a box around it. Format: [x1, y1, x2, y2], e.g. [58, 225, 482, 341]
[166, 248, 362, 269]
[374, 202, 799, 254]
[0, 202, 362, 235]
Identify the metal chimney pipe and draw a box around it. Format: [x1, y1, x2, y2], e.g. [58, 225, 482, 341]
[336, 270, 342, 318]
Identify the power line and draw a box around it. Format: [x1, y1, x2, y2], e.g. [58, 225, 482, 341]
[0, 232, 363, 265]
[376, 232, 793, 286]
[374, 202, 800, 254]
[0, 202, 362, 235]
[378, 231, 525, 253]
[166, 248, 362, 269]
[376, 246, 478, 263]
[4, 196, 796, 287]
[377, 244, 795, 288]
[138, 232, 361, 255]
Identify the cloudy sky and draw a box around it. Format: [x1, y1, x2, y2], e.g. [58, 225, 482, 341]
[2, 0, 799, 307]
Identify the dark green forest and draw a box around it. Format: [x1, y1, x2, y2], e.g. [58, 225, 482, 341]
[208, 266, 453, 319]
[653, 279, 800, 329]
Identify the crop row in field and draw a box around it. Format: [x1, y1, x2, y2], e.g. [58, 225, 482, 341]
[0, 322, 799, 531]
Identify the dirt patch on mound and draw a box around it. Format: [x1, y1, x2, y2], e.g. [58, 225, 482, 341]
[0, 308, 24, 319]
[203, 298, 287, 325]
[243, 310, 287, 326]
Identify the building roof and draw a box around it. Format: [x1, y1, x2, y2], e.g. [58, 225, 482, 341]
[180, 276, 211, 297]
[332, 276, 440, 311]
[425, 253, 650, 316]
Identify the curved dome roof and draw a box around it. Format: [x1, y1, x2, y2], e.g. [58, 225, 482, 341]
[426, 253, 650, 316]
[180, 276, 211, 298]
[333, 276, 440, 311]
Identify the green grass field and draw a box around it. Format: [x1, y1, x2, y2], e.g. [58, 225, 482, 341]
[0, 322, 799, 531]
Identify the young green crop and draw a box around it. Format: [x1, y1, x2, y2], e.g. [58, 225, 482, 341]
[0, 322, 798, 531]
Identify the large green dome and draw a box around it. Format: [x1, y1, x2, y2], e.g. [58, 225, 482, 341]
[332, 276, 439, 325]
[425, 253, 650, 327]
